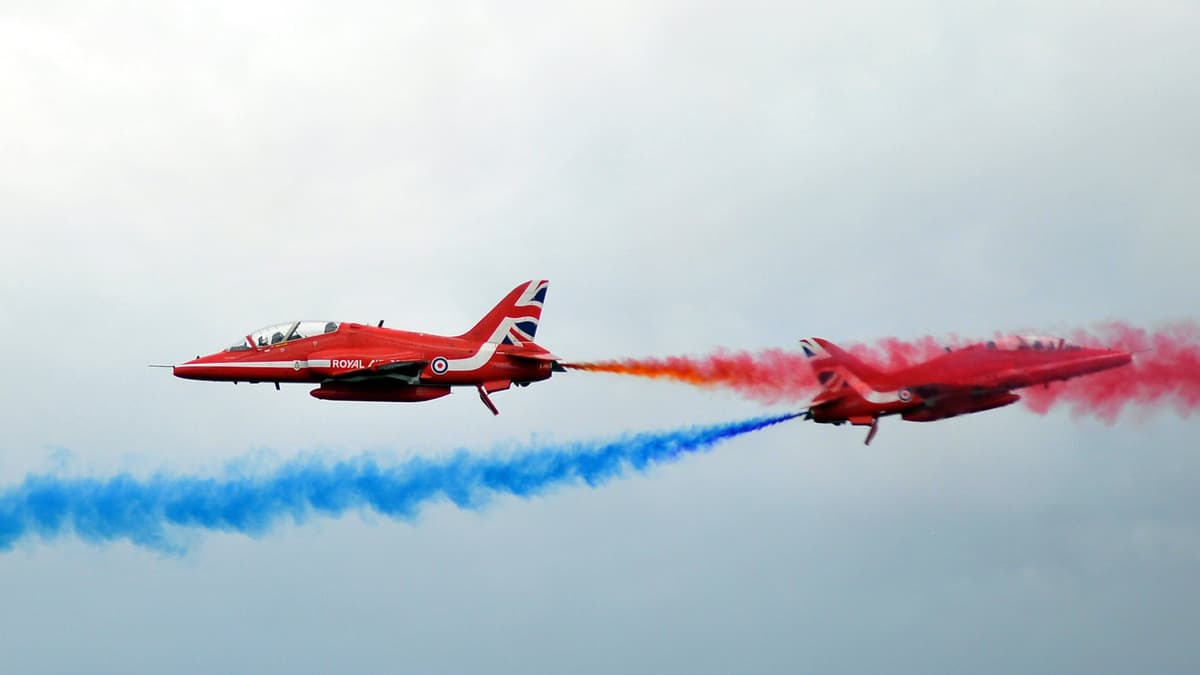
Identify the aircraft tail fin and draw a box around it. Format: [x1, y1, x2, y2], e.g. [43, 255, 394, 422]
[457, 280, 549, 346]
[799, 337, 890, 401]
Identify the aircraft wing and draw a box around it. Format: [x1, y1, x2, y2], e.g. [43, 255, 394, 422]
[908, 381, 1014, 400]
[907, 365, 1060, 396]
[909, 383, 972, 399]
[506, 351, 561, 364]
[310, 352, 427, 383]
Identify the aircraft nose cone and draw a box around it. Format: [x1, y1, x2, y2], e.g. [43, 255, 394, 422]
[1093, 349, 1133, 373]
[1065, 349, 1133, 378]
[172, 357, 205, 380]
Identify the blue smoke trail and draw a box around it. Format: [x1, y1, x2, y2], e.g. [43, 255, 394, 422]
[0, 413, 798, 552]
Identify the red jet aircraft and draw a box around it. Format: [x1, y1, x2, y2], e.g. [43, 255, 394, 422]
[800, 335, 1132, 444]
[172, 280, 561, 414]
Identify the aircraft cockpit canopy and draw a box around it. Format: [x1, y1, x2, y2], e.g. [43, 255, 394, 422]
[971, 335, 1082, 352]
[226, 321, 340, 351]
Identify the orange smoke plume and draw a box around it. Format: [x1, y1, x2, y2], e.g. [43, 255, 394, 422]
[563, 349, 817, 404]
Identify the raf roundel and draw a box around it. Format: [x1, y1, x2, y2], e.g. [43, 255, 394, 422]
[431, 357, 449, 375]
[898, 388, 913, 402]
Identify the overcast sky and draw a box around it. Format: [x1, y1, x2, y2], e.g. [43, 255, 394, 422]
[1, 1, 1198, 673]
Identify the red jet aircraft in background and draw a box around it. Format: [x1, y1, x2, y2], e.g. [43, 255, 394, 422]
[800, 335, 1132, 444]
[172, 280, 561, 414]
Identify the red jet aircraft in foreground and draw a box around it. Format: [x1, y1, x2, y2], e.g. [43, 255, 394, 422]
[172, 280, 561, 414]
[800, 335, 1132, 444]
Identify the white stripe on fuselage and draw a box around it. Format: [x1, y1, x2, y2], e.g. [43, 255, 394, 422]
[442, 298, 542, 372]
[444, 342, 499, 372]
[175, 359, 333, 369]
[823, 367, 907, 404]
[432, 280, 545, 369]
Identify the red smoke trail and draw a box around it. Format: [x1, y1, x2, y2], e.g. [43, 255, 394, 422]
[563, 337, 958, 403]
[846, 335, 952, 370]
[1022, 322, 1200, 420]
[565, 322, 1200, 419]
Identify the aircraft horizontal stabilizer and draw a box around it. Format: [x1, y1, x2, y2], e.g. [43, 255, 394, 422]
[506, 351, 561, 362]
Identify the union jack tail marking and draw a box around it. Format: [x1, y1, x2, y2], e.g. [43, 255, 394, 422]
[458, 280, 549, 346]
